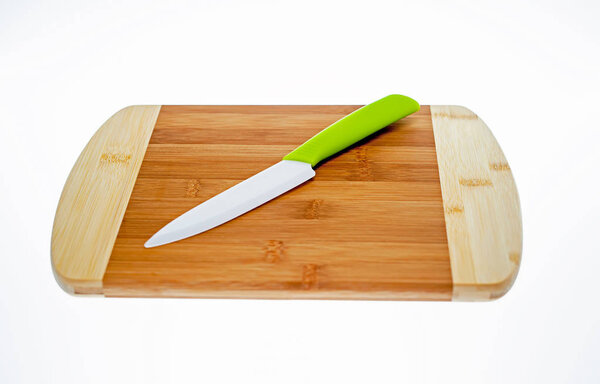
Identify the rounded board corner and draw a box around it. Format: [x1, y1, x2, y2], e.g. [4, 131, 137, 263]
[51, 106, 161, 294]
[430, 105, 522, 301]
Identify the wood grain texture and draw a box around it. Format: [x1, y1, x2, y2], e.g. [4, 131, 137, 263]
[431, 106, 522, 300]
[102, 105, 454, 300]
[51, 106, 161, 294]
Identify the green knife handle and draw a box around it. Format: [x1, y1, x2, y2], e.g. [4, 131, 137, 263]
[283, 94, 419, 167]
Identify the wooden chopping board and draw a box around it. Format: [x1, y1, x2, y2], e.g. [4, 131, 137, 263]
[51, 105, 522, 301]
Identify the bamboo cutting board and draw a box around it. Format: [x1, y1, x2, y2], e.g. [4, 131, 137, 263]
[51, 105, 522, 301]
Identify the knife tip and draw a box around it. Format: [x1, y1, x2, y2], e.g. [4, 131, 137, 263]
[144, 236, 161, 248]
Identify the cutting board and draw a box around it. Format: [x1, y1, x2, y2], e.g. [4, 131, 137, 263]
[51, 105, 522, 301]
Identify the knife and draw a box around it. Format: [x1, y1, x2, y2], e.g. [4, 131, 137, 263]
[144, 94, 420, 248]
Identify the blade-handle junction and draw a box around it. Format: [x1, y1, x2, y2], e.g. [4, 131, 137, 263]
[282, 94, 419, 167]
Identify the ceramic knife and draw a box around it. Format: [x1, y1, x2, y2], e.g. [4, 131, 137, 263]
[144, 95, 419, 247]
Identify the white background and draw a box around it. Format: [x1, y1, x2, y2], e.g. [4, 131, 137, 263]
[1, 0, 599, 383]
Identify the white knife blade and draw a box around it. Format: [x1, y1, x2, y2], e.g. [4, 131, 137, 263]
[145, 94, 419, 247]
[145, 160, 314, 248]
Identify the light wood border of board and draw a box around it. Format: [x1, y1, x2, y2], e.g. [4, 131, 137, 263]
[431, 106, 522, 301]
[51, 106, 161, 294]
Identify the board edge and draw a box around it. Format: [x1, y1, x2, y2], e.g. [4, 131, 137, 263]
[431, 105, 523, 301]
[51, 105, 161, 295]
